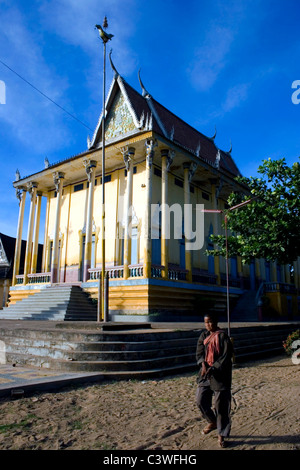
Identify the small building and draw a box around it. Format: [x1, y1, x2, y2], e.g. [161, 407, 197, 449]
[6, 62, 300, 321]
[0, 233, 42, 308]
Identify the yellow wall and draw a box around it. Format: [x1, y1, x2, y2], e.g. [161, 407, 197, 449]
[46, 163, 149, 275]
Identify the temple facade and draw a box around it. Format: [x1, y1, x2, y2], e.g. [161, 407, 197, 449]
[7, 65, 300, 321]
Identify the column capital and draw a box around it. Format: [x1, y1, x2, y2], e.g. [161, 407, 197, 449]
[27, 182, 38, 201]
[145, 139, 157, 168]
[53, 171, 65, 180]
[27, 181, 38, 190]
[183, 162, 197, 183]
[161, 149, 175, 171]
[83, 159, 97, 169]
[16, 186, 26, 204]
[122, 146, 135, 171]
[84, 159, 97, 182]
[161, 148, 169, 158]
[53, 172, 65, 192]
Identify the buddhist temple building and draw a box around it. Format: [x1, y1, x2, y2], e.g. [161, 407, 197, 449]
[4, 60, 300, 321]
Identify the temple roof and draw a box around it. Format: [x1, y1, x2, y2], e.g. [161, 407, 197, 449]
[0, 233, 43, 279]
[88, 62, 241, 178]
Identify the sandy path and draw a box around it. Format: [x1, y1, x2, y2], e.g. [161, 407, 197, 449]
[0, 354, 299, 451]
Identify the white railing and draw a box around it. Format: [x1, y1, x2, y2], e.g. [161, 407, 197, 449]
[88, 266, 124, 280]
[15, 273, 51, 285]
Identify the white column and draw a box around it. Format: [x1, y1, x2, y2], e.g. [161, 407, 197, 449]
[210, 180, 221, 285]
[144, 139, 156, 278]
[183, 162, 197, 283]
[31, 191, 42, 274]
[123, 147, 135, 279]
[161, 149, 175, 279]
[83, 159, 97, 282]
[12, 187, 27, 286]
[51, 172, 65, 284]
[23, 182, 38, 284]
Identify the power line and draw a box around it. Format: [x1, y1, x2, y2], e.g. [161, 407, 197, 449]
[0, 58, 94, 132]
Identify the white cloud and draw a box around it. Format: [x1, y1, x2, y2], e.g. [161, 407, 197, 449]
[38, 0, 139, 77]
[222, 83, 250, 113]
[189, 25, 234, 91]
[0, 4, 73, 152]
[186, 0, 262, 92]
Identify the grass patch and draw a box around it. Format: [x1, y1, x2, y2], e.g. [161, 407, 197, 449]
[0, 414, 37, 434]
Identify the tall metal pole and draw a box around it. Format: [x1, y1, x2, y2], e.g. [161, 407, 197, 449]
[224, 214, 230, 337]
[95, 18, 113, 322]
[202, 197, 255, 335]
[101, 36, 106, 322]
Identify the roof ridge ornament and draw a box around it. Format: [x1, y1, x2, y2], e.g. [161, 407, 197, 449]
[210, 126, 217, 141]
[109, 49, 119, 78]
[138, 69, 151, 99]
[95, 22, 114, 43]
[215, 149, 221, 169]
[227, 140, 232, 154]
[170, 125, 175, 141]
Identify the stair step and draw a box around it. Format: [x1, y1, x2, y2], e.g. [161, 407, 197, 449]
[2, 285, 97, 321]
[1, 320, 299, 377]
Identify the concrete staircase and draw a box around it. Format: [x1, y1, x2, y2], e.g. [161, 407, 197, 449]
[0, 321, 298, 379]
[0, 286, 97, 321]
[231, 290, 258, 321]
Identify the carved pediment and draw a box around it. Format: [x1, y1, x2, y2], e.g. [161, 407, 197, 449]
[105, 89, 136, 141]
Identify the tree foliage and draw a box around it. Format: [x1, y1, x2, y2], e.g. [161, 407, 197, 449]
[207, 158, 300, 265]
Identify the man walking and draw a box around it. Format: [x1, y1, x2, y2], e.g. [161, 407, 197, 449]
[196, 313, 233, 448]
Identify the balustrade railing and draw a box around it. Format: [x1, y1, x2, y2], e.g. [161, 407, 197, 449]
[15, 273, 51, 285]
[17, 267, 295, 292]
[168, 265, 188, 281]
[129, 264, 144, 278]
[28, 273, 51, 284]
[88, 266, 124, 280]
[16, 275, 24, 285]
[264, 282, 297, 294]
[151, 264, 163, 278]
[192, 269, 217, 285]
[220, 273, 242, 288]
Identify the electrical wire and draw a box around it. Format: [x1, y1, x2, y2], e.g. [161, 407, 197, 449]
[0, 58, 93, 131]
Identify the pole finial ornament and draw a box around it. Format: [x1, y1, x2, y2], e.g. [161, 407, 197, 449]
[95, 22, 114, 43]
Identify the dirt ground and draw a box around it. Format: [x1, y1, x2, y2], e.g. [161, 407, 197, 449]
[0, 354, 299, 451]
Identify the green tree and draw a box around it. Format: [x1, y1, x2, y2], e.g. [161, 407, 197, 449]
[207, 158, 300, 266]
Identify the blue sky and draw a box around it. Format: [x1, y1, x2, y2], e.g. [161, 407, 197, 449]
[1, 0, 300, 241]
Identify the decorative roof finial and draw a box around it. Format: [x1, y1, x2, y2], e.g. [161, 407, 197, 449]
[215, 149, 221, 169]
[44, 157, 50, 168]
[138, 69, 151, 98]
[95, 18, 113, 43]
[15, 169, 21, 181]
[211, 126, 217, 141]
[103, 16, 108, 29]
[109, 49, 119, 77]
[228, 140, 232, 154]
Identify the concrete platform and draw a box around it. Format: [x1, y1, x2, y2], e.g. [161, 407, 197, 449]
[0, 364, 105, 398]
[0, 319, 299, 398]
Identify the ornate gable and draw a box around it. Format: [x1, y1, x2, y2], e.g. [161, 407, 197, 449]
[0, 238, 9, 266]
[105, 89, 136, 141]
